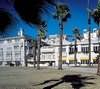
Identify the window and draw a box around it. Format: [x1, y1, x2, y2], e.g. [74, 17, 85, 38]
[93, 46, 99, 53]
[53, 55, 55, 59]
[48, 55, 51, 59]
[69, 60, 75, 64]
[58, 48, 66, 52]
[81, 47, 89, 53]
[7, 40, 11, 43]
[69, 47, 77, 54]
[52, 40, 55, 43]
[69, 47, 74, 54]
[14, 45, 21, 59]
[14, 46, 19, 49]
[0, 48, 3, 60]
[6, 47, 12, 60]
[81, 60, 89, 64]
[15, 61, 21, 66]
[62, 60, 66, 64]
[15, 52, 20, 56]
[42, 55, 45, 60]
[62, 48, 66, 52]
[15, 39, 19, 43]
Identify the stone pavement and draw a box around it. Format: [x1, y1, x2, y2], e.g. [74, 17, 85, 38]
[0, 67, 99, 89]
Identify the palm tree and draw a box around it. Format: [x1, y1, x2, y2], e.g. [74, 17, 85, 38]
[37, 21, 47, 69]
[92, 0, 100, 75]
[0, 9, 12, 35]
[54, 3, 70, 70]
[73, 27, 81, 66]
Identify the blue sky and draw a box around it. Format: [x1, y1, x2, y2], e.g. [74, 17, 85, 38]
[0, 0, 99, 38]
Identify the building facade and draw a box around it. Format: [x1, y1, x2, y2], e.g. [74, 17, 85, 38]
[41, 28, 99, 66]
[0, 28, 99, 67]
[0, 29, 33, 66]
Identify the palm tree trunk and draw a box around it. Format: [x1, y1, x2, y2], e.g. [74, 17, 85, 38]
[33, 42, 36, 68]
[74, 39, 77, 66]
[97, 24, 100, 75]
[88, 26, 91, 66]
[87, 0, 92, 67]
[58, 19, 63, 70]
[97, 42, 100, 75]
[37, 33, 41, 70]
[24, 46, 27, 67]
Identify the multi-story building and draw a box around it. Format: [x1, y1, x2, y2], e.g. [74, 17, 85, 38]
[41, 28, 99, 66]
[0, 29, 33, 66]
[0, 28, 99, 67]
[41, 34, 70, 66]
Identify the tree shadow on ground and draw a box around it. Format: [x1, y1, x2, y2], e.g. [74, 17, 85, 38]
[33, 74, 95, 89]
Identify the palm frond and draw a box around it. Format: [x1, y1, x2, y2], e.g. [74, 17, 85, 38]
[39, 21, 47, 39]
[54, 3, 70, 22]
[0, 9, 12, 33]
[73, 28, 81, 40]
[92, 0, 100, 26]
[12, 0, 55, 25]
[92, 9, 100, 26]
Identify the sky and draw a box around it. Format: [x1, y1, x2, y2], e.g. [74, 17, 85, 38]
[0, 0, 99, 39]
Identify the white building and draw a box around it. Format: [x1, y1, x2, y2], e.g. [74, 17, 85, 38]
[41, 34, 70, 66]
[0, 29, 33, 66]
[41, 28, 99, 66]
[0, 28, 99, 67]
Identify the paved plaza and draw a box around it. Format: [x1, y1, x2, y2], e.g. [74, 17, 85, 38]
[0, 66, 99, 89]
